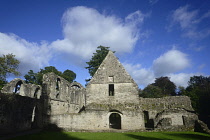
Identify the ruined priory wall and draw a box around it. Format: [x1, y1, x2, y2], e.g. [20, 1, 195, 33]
[86, 83, 139, 105]
[0, 93, 36, 134]
[140, 96, 194, 112]
[1, 78, 41, 99]
[42, 73, 86, 115]
[140, 96, 197, 130]
[49, 110, 144, 131]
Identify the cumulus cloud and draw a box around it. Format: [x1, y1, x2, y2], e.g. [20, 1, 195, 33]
[153, 49, 190, 76]
[123, 63, 155, 86]
[51, 6, 146, 62]
[1, 6, 147, 76]
[124, 49, 193, 88]
[0, 33, 51, 75]
[168, 5, 210, 39]
[169, 73, 199, 87]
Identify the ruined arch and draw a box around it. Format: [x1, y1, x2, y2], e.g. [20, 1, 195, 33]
[109, 111, 122, 129]
[34, 87, 40, 99]
[13, 80, 23, 94]
[70, 82, 84, 89]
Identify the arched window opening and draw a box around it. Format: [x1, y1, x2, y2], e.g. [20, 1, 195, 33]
[56, 78, 61, 90]
[13, 81, 23, 94]
[56, 93, 60, 99]
[109, 113, 121, 129]
[34, 87, 40, 98]
[71, 85, 81, 89]
[110, 110, 123, 115]
[31, 106, 36, 123]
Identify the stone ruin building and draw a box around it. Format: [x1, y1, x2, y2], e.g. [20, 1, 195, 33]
[0, 51, 206, 134]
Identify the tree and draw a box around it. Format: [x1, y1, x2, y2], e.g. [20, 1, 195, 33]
[152, 76, 176, 96]
[177, 86, 186, 96]
[24, 70, 37, 84]
[141, 85, 163, 98]
[85, 46, 113, 80]
[0, 54, 20, 89]
[184, 75, 210, 128]
[62, 69, 76, 83]
[185, 76, 210, 114]
[24, 66, 76, 85]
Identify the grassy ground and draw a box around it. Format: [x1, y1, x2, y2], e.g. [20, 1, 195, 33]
[7, 131, 210, 140]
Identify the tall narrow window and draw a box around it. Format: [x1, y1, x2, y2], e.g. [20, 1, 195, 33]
[56, 78, 61, 90]
[109, 84, 114, 96]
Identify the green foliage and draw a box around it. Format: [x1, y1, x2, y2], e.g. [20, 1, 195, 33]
[141, 76, 176, 98]
[0, 54, 20, 89]
[141, 85, 163, 98]
[24, 66, 76, 85]
[177, 86, 187, 96]
[62, 69, 76, 83]
[85, 46, 113, 79]
[152, 76, 176, 96]
[184, 75, 210, 115]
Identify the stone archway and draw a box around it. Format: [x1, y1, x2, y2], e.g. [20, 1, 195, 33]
[109, 113, 121, 129]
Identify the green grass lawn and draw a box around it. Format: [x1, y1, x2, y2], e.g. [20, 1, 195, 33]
[7, 131, 210, 140]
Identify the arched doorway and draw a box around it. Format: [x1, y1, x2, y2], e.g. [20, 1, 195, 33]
[109, 113, 121, 129]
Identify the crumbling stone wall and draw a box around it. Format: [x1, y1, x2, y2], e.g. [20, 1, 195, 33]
[1, 78, 41, 99]
[140, 96, 197, 130]
[42, 73, 86, 116]
[0, 93, 37, 134]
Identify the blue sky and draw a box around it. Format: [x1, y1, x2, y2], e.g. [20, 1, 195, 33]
[0, 0, 210, 88]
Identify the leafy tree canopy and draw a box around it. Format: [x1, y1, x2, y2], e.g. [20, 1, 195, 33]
[0, 54, 20, 89]
[184, 75, 210, 114]
[152, 76, 176, 96]
[140, 85, 163, 98]
[85, 46, 114, 80]
[24, 66, 76, 85]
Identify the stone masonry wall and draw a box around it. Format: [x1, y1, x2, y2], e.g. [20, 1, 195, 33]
[140, 96, 194, 112]
[86, 51, 139, 105]
[49, 109, 144, 131]
[0, 93, 37, 134]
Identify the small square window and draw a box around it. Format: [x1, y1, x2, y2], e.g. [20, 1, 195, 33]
[108, 76, 114, 83]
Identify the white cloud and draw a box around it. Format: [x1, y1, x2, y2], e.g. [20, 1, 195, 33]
[123, 49, 194, 88]
[0, 33, 51, 75]
[169, 5, 210, 39]
[153, 49, 190, 76]
[169, 73, 200, 87]
[123, 63, 155, 86]
[171, 5, 198, 29]
[1, 6, 147, 77]
[149, 0, 159, 5]
[51, 6, 146, 62]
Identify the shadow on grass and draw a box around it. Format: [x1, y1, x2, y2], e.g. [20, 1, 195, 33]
[8, 131, 84, 140]
[125, 134, 171, 140]
[165, 133, 210, 140]
[7, 124, 84, 140]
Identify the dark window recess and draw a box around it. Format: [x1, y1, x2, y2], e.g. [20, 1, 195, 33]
[56, 78, 61, 90]
[144, 111, 154, 129]
[109, 84, 114, 96]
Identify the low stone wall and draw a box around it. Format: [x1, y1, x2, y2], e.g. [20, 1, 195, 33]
[140, 96, 194, 112]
